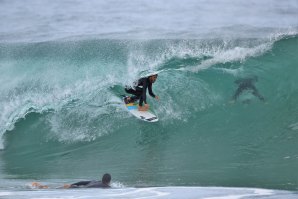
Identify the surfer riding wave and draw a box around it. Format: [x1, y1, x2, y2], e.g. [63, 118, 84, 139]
[124, 74, 159, 111]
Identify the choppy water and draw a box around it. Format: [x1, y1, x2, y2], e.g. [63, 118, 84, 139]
[1, 0, 298, 198]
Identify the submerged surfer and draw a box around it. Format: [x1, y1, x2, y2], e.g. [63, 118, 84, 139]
[31, 173, 111, 189]
[124, 74, 159, 111]
[232, 76, 265, 102]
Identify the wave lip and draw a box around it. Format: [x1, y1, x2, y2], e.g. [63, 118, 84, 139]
[184, 42, 273, 72]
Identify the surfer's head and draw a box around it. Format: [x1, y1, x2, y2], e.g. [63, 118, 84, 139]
[102, 173, 111, 185]
[149, 74, 158, 83]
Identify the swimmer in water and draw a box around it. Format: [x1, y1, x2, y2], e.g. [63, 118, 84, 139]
[31, 173, 111, 189]
[232, 76, 265, 102]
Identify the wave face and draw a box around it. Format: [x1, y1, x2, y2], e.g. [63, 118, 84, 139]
[0, 33, 298, 190]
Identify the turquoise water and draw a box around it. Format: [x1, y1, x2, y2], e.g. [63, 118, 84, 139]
[1, 0, 298, 198]
[1, 35, 298, 190]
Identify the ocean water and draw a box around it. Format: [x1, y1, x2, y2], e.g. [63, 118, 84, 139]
[1, 0, 298, 198]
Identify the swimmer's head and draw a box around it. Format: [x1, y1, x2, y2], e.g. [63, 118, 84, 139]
[102, 173, 111, 185]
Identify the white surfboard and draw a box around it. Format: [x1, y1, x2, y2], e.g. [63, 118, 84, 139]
[123, 97, 158, 122]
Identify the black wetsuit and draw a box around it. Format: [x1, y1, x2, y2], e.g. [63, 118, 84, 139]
[125, 77, 156, 106]
[70, 180, 110, 188]
[232, 78, 265, 101]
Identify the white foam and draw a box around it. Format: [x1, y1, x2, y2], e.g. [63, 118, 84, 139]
[254, 188, 273, 195]
[0, 72, 122, 148]
[289, 122, 298, 131]
[0, 186, 292, 199]
[213, 67, 244, 76]
[185, 42, 273, 72]
[0, 192, 13, 196]
[203, 188, 273, 199]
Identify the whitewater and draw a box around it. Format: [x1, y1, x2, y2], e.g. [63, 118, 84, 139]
[1, 0, 298, 198]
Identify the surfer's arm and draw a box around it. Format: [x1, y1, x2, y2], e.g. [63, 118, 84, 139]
[148, 83, 156, 98]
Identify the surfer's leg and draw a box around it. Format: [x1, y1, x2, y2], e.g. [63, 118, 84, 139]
[125, 88, 135, 95]
[125, 88, 142, 103]
[251, 86, 265, 101]
[131, 88, 142, 102]
[124, 88, 138, 103]
[232, 86, 244, 101]
[139, 95, 144, 106]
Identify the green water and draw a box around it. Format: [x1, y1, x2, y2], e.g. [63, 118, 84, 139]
[0, 36, 298, 190]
